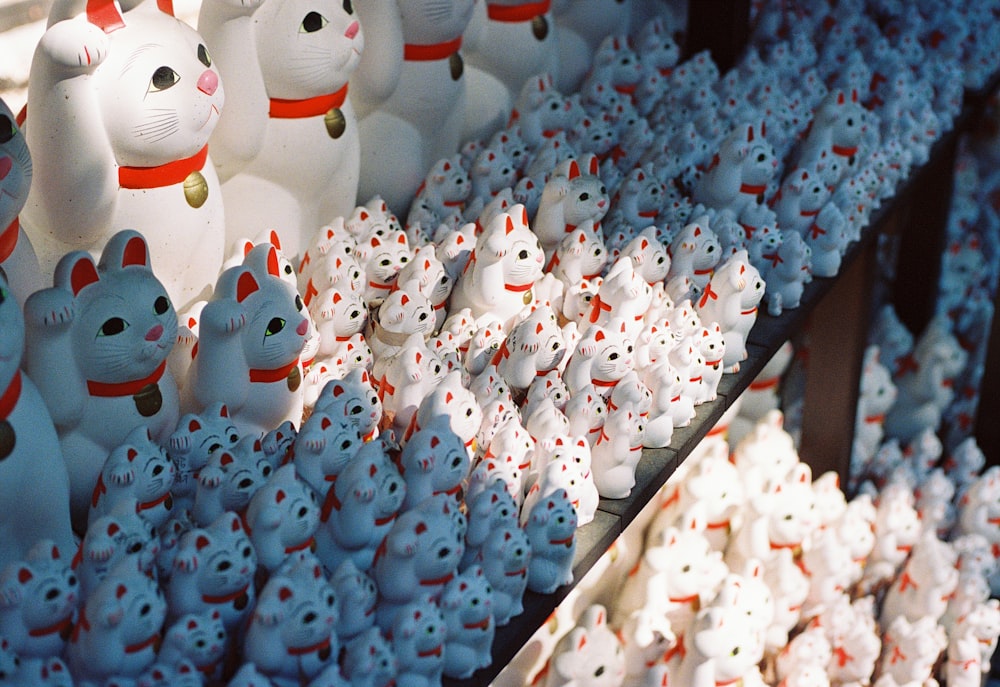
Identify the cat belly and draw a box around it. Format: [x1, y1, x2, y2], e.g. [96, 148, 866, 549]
[385, 60, 466, 167]
[465, 18, 559, 96]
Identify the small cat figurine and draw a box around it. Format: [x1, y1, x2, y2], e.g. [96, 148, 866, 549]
[157, 611, 227, 681]
[167, 511, 257, 633]
[475, 523, 530, 626]
[462, 478, 519, 569]
[166, 402, 240, 515]
[493, 305, 567, 392]
[23, 0, 227, 309]
[533, 158, 610, 256]
[586, 256, 652, 342]
[330, 559, 378, 641]
[343, 627, 398, 687]
[197, 0, 364, 256]
[192, 435, 274, 526]
[562, 318, 634, 397]
[89, 425, 177, 531]
[243, 552, 339, 686]
[0, 268, 75, 569]
[314, 439, 406, 574]
[522, 435, 598, 527]
[408, 155, 471, 223]
[67, 558, 167, 685]
[138, 658, 204, 687]
[391, 596, 448, 687]
[590, 406, 644, 498]
[357, 231, 413, 307]
[313, 368, 383, 442]
[243, 464, 320, 573]
[0, 539, 78, 661]
[293, 409, 364, 497]
[24, 230, 180, 527]
[450, 205, 545, 329]
[548, 226, 608, 289]
[440, 565, 495, 679]
[368, 287, 436, 362]
[187, 243, 309, 437]
[74, 498, 160, 600]
[399, 414, 471, 510]
[0, 98, 43, 306]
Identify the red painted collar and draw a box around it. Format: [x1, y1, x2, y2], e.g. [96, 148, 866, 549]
[592, 377, 617, 388]
[832, 144, 858, 158]
[505, 280, 533, 293]
[588, 294, 612, 323]
[549, 536, 573, 548]
[119, 145, 208, 190]
[284, 536, 314, 555]
[637, 209, 658, 219]
[464, 617, 491, 630]
[486, 0, 550, 21]
[404, 36, 462, 61]
[614, 83, 638, 96]
[320, 487, 342, 522]
[125, 632, 160, 654]
[270, 84, 348, 118]
[800, 207, 820, 217]
[809, 223, 826, 239]
[739, 182, 766, 195]
[0, 217, 19, 263]
[0, 370, 21, 419]
[418, 644, 443, 658]
[87, 360, 166, 397]
[288, 636, 331, 656]
[249, 358, 299, 384]
[505, 566, 527, 577]
[137, 490, 172, 513]
[202, 583, 250, 605]
[29, 615, 73, 639]
[420, 572, 454, 587]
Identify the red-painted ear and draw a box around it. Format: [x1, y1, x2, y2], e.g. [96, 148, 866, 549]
[369, 463, 378, 477]
[86, 0, 126, 32]
[121, 236, 149, 267]
[17, 568, 32, 584]
[445, 391, 454, 403]
[126, 448, 138, 462]
[231, 515, 242, 532]
[188, 619, 198, 630]
[761, 120, 766, 138]
[236, 271, 259, 303]
[400, 294, 410, 306]
[578, 232, 587, 244]
[279, 587, 293, 601]
[568, 160, 581, 179]
[321, 416, 331, 430]
[589, 156, 599, 175]
[371, 237, 382, 247]
[577, 634, 587, 651]
[694, 226, 702, 237]
[333, 291, 343, 304]
[837, 91, 845, 105]
[397, 233, 407, 245]
[620, 321, 626, 333]
[431, 436, 440, 448]
[415, 522, 427, 535]
[505, 216, 515, 235]
[196, 535, 211, 550]
[266, 246, 280, 277]
[116, 584, 128, 599]
[275, 489, 286, 503]
[188, 419, 202, 432]
[269, 230, 282, 250]
[70, 257, 100, 296]
[595, 330, 605, 341]
[107, 523, 120, 536]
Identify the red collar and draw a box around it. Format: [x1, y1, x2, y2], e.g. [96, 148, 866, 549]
[800, 207, 820, 217]
[832, 144, 857, 158]
[505, 281, 533, 293]
[375, 512, 397, 527]
[614, 83, 637, 96]
[588, 294, 613, 322]
[420, 572, 454, 587]
[270, 84, 348, 118]
[486, 0, 550, 21]
[491, 339, 511, 366]
[202, 583, 250, 605]
[70, 608, 90, 643]
[698, 282, 718, 309]
[320, 487, 342, 523]
[505, 566, 527, 577]
[739, 182, 766, 195]
[464, 617, 491, 630]
[693, 267, 713, 276]
[809, 223, 826, 239]
[762, 252, 783, 268]
[749, 377, 779, 391]
[137, 491, 172, 513]
[549, 536, 573, 548]
[119, 145, 208, 190]
[29, 616, 73, 639]
[284, 537, 314, 555]
[0, 217, 19, 263]
[637, 209, 658, 218]
[769, 540, 802, 553]
[592, 377, 617, 388]
[0, 371, 21, 419]
[706, 519, 730, 530]
[87, 360, 166, 397]
[865, 413, 885, 424]
[418, 644, 443, 658]
[741, 306, 758, 316]
[669, 593, 698, 604]
[404, 36, 462, 61]
[368, 279, 393, 290]
[288, 636, 331, 656]
[125, 632, 160, 654]
[249, 358, 299, 384]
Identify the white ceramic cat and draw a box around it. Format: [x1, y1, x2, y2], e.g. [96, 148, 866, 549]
[563, 318, 634, 397]
[693, 122, 777, 218]
[198, 0, 363, 256]
[0, 269, 75, 569]
[74, 499, 159, 601]
[24, 230, 180, 527]
[399, 414, 471, 509]
[450, 205, 545, 329]
[542, 604, 625, 687]
[24, 0, 226, 309]
[157, 611, 227, 681]
[523, 434, 598, 526]
[524, 487, 576, 594]
[0, 99, 43, 307]
[694, 249, 765, 373]
[329, 559, 378, 641]
[493, 305, 567, 391]
[440, 564, 495, 679]
[356, 230, 413, 307]
[166, 402, 240, 514]
[342, 627, 397, 687]
[0, 539, 78, 661]
[351, 0, 476, 215]
[166, 510, 257, 633]
[664, 216, 722, 292]
[187, 243, 309, 436]
[476, 521, 530, 625]
[533, 158, 610, 256]
[67, 559, 167, 685]
[191, 436, 274, 527]
[243, 464, 320, 573]
[586, 257, 652, 342]
[591, 405, 644, 499]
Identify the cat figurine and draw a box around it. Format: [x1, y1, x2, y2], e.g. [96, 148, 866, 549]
[313, 369, 383, 442]
[167, 511, 257, 633]
[440, 564, 495, 679]
[74, 498, 159, 600]
[523, 435, 598, 526]
[0, 539, 78, 661]
[694, 249, 765, 373]
[462, 478, 519, 569]
[533, 158, 610, 257]
[67, 558, 167, 685]
[244, 553, 339, 686]
[450, 205, 545, 330]
[342, 627, 398, 687]
[541, 604, 625, 687]
[351, 0, 476, 215]
[391, 596, 447, 687]
[89, 425, 177, 531]
[399, 414, 471, 510]
[587, 257, 652, 342]
[590, 405, 644, 498]
[357, 231, 413, 307]
[492, 305, 568, 392]
[191, 435, 274, 526]
[524, 488, 576, 594]
[368, 287, 436, 362]
[166, 402, 240, 515]
[197, 0, 363, 256]
[0, 98, 43, 306]
[243, 464, 320, 573]
[293, 409, 364, 497]
[138, 659, 204, 687]
[475, 522, 531, 626]
[23, 0, 227, 309]
[314, 439, 406, 574]
[157, 611, 227, 681]
[187, 243, 309, 436]
[330, 559, 378, 641]
[24, 230, 180, 528]
[0, 269, 75, 569]
[562, 318, 634, 397]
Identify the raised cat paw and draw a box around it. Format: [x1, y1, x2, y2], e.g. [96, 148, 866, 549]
[202, 299, 247, 335]
[25, 288, 75, 328]
[39, 18, 110, 71]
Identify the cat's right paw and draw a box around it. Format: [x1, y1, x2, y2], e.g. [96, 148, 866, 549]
[202, 299, 247, 335]
[24, 288, 75, 329]
[38, 18, 109, 71]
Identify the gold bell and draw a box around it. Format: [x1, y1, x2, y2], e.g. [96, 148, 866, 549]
[532, 15, 549, 40]
[522, 289, 533, 306]
[287, 365, 302, 393]
[449, 52, 464, 81]
[324, 108, 346, 139]
[183, 170, 209, 209]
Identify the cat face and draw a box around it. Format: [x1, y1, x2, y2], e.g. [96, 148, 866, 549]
[377, 289, 435, 336]
[421, 156, 470, 204]
[91, 427, 176, 527]
[359, 232, 411, 288]
[167, 403, 240, 489]
[176, 511, 256, 603]
[261, 557, 337, 654]
[80, 502, 160, 591]
[563, 174, 609, 227]
[199, 437, 274, 515]
[255, 0, 363, 100]
[591, 324, 634, 383]
[315, 370, 381, 438]
[62, 236, 178, 385]
[441, 565, 492, 627]
[0, 99, 30, 229]
[332, 560, 377, 634]
[163, 611, 226, 668]
[100, 11, 224, 166]
[0, 540, 78, 644]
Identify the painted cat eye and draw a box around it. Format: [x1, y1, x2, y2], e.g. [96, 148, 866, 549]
[265, 317, 285, 336]
[342, 0, 353, 13]
[98, 317, 129, 336]
[300, 11, 328, 33]
[197, 44, 212, 68]
[0, 116, 13, 144]
[153, 295, 170, 315]
[149, 66, 180, 92]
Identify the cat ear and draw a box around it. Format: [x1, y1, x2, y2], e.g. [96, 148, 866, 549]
[505, 216, 515, 235]
[56, 252, 101, 296]
[588, 156, 599, 176]
[397, 233, 407, 245]
[567, 160, 581, 179]
[266, 246, 281, 278]
[236, 271, 260, 303]
[86, 0, 125, 32]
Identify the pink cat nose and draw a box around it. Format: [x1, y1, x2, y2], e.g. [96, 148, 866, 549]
[344, 20, 360, 39]
[197, 69, 219, 96]
[0, 157, 11, 180]
[296, 318, 309, 336]
[145, 324, 164, 341]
